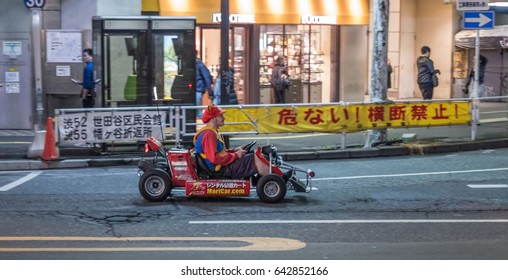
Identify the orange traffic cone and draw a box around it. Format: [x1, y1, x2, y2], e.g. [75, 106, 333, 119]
[41, 117, 59, 160]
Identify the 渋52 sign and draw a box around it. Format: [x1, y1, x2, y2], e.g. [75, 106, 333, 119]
[24, 0, 45, 9]
[457, 0, 489, 11]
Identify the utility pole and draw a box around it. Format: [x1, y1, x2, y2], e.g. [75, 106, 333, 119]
[25, 0, 46, 130]
[364, 0, 389, 147]
[220, 0, 230, 104]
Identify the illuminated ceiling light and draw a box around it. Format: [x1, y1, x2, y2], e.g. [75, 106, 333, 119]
[349, 0, 365, 16]
[235, 0, 254, 14]
[271, 0, 283, 14]
[298, 0, 313, 15]
[323, 0, 338, 15]
[169, 0, 189, 12]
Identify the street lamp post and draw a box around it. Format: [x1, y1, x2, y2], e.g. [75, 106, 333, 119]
[220, 0, 230, 105]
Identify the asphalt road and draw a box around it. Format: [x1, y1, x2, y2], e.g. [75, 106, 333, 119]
[1, 148, 508, 260]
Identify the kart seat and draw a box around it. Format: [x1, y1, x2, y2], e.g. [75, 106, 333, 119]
[193, 152, 223, 179]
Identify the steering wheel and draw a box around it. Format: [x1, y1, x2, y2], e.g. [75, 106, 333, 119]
[243, 141, 257, 153]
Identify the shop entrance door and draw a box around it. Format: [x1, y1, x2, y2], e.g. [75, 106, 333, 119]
[198, 26, 248, 104]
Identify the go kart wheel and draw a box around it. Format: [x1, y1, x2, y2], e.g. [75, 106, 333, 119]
[138, 169, 171, 202]
[256, 174, 287, 203]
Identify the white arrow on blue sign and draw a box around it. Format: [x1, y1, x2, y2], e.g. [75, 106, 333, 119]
[463, 11, 495, 29]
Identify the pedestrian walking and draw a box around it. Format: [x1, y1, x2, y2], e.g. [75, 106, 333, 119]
[464, 54, 488, 97]
[195, 51, 213, 117]
[81, 48, 96, 108]
[416, 46, 440, 100]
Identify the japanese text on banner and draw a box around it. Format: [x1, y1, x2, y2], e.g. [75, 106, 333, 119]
[221, 102, 471, 134]
[57, 111, 166, 144]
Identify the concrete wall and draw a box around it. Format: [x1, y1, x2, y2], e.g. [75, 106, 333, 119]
[0, 1, 33, 129]
[372, 0, 457, 100]
[62, 0, 141, 44]
[415, 0, 455, 99]
[398, 0, 416, 99]
[0, 1, 31, 35]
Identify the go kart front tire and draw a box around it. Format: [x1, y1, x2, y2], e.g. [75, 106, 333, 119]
[256, 174, 287, 203]
[139, 169, 171, 202]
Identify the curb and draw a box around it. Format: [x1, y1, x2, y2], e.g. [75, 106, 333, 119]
[0, 157, 143, 171]
[1, 138, 508, 171]
[281, 138, 508, 161]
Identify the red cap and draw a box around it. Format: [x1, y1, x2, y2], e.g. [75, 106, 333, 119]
[202, 104, 226, 123]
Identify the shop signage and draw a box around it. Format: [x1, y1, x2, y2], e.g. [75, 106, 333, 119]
[301, 15, 337, 25]
[456, 0, 489, 11]
[212, 13, 255, 24]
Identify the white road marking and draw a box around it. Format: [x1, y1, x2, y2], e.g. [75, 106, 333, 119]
[0, 171, 42, 192]
[313, 167, 508, 181]
[189, 219, 508, 225]
[468, 184, 508, 189]
[0, 170, 36, 174]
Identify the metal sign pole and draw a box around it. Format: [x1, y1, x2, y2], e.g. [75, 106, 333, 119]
[471, 29, 480, 140]
[30, 8, 44, 130]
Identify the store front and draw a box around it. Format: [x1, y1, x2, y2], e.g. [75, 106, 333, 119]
[142, 0, 369, 104]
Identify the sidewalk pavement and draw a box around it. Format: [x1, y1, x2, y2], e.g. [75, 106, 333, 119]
[1, 102, 507, 171]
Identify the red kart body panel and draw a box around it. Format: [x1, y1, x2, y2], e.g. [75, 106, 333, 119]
[185, 180, 251, 197]
[167, 149, 198, 187]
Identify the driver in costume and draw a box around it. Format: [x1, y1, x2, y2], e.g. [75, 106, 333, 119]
[193, 104, 269, 179]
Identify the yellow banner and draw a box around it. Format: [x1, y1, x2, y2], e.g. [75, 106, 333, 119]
[222, 102, 471, 134]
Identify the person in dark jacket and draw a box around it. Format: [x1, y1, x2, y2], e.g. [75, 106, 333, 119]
[195, 51, 213, 118]
[212, 58, 238, 105]
[464, 54, 488, 97]
[271, 56, 288, 104]
[416, 46, 440, 100]
[387, 58, 393, 89]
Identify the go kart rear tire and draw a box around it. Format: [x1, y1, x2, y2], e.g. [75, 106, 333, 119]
[256, 174, 287, 203]
[139, 169, 171, 202]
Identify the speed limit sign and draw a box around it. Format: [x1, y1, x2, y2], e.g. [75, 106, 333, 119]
[24, 0, 46, 9]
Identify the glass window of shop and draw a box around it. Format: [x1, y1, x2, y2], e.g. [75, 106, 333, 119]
[196, 26, 248, 105]
[259, 24, 333, 104]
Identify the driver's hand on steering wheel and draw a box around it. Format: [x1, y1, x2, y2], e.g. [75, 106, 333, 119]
[235, 147, 246, 158]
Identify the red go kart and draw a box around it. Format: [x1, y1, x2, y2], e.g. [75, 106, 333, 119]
[137, 137, 315, 203]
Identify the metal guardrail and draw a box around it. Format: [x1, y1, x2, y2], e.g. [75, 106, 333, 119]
[55, 97, 508, 147]
[471, 95, 508, 140]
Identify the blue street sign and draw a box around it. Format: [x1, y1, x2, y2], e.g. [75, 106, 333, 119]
[463, 11, 495, 29]
[24, 0, 45, 9]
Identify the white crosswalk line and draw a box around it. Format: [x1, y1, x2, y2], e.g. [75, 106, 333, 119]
[468, 184, 508, 189]
[0, 171, 42, 192]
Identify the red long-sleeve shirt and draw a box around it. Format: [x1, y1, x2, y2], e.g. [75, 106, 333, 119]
[195, 129, 238, 168]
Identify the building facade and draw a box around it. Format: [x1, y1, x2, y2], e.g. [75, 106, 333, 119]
[0, 0, 485, 129]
